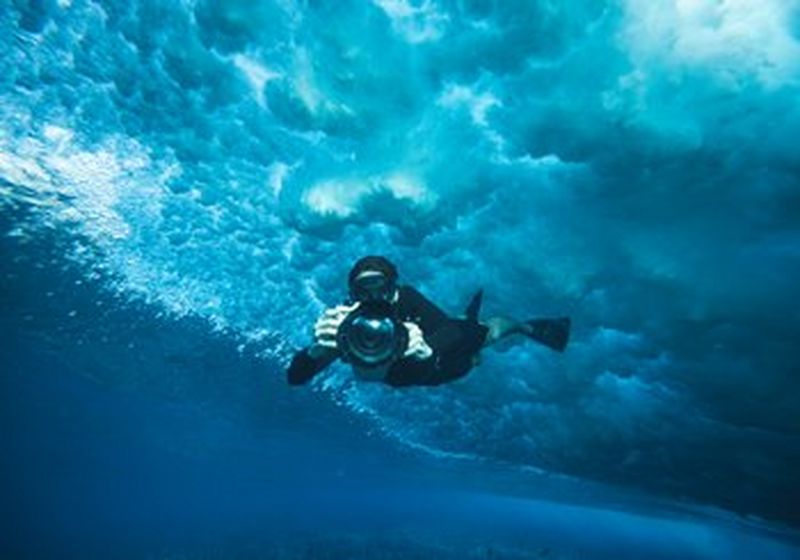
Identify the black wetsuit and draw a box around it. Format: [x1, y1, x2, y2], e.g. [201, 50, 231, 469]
[287, 285, 488, 387]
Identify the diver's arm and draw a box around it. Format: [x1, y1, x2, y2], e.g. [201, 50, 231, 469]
[287, 344, 339, 385]
[287, 303, 358, 385]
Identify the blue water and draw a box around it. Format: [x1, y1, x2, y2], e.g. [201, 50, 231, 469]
[2, 1, 800, 558]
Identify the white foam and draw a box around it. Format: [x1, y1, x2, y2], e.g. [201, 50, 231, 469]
[382, 172, 432, 204]
[232, 54, 282, 107]
[266, 161, 292, 197]
[293, 47, 324, 114]
[303, 178, 364, 217]
[437, 83, 501, 126]
[302, 172, 433, 219]
[622, 0, 800, 89]
[373, 0, 449, 43]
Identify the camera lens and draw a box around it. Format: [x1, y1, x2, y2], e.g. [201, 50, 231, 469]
[346, 316, 397, 365]
[337, 301, 408, 368]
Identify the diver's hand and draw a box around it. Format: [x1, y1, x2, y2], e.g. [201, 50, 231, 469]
[314, 303, 359, 349]
[403, 322, 433, 360]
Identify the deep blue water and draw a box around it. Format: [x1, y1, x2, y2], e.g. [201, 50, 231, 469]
[2, 1, 800, 558]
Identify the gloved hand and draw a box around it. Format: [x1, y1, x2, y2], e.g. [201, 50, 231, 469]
[313, 303, 359, 349]
[403, 321, 433, 360]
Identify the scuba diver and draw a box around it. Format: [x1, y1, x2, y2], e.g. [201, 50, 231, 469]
[287, 256, 571, 387]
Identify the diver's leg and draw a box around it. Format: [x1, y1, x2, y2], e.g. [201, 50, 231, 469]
[481, 316, 570, 352]
[523, 317, 570, 352]
[481, 316, 526, 348]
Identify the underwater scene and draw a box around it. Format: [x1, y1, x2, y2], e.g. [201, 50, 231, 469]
[2, 0, 800, 558]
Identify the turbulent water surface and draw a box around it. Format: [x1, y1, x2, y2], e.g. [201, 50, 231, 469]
[2, 1, 800, 558]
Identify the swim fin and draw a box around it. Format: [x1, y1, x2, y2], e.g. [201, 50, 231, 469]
[524, 317, 571, 352]
[464, 289, 483, 322]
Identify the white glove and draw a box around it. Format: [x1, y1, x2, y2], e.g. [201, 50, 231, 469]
[314, 303, 359, 349]
[403, 321, 433, 360]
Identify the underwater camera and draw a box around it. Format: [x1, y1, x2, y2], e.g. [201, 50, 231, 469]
[336, 300, 408, 369]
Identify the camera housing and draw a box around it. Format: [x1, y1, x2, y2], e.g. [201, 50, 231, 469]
[336, 300, 408, 369]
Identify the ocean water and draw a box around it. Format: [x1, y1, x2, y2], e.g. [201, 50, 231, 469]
[2, 1, 800, 558]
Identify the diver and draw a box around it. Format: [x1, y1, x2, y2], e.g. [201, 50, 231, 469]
[287, 256, 571, 387]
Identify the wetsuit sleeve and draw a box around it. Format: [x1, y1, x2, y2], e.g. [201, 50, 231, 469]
[286, 346, 339, 385]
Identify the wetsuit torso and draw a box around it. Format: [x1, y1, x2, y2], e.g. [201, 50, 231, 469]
[287, 286, 488, 387]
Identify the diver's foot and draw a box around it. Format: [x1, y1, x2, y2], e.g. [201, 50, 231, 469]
[522, 317, 571, 352]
